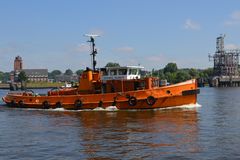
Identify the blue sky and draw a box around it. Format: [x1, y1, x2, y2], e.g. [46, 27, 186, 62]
[0, 0, 240, 72]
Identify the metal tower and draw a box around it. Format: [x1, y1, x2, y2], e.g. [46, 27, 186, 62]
[209, 35, 240, 76]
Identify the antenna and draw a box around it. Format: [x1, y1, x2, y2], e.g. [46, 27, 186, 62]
[84, 34, 100, 38]
[85, 34, 100, 71]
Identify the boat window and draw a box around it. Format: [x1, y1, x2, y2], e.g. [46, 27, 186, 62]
[118, 69, 127, 75]
[110, 69, 117, 75]
[100, 68, 108, 76]
[129, 69, 138, 75]
[102, 70, 108, 76]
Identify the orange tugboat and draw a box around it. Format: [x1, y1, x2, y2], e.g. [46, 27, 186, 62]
[2, 35, 199, 110]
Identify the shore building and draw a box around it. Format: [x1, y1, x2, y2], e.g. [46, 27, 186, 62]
[209, 35, 240, 87]
[10, 56, 48, 82]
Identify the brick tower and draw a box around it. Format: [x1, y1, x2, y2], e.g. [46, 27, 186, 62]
[14, 56, 22, 71]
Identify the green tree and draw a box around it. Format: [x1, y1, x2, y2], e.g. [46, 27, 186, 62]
[51, 70, 62, 75]
[158, 69, 165, 79]
[18, 71, 27, 90]
[2, 72, 10, 83]
[203, 68, 214, 78]
[76, 69, 84, 75]
[188, 68, 199, 78]
[64, 69, 73, 75]
[151, 69, 165, 79]
[163, 63, 178, 74]
[105, 62, 120, 67]
[164, 72, 176, 84]
[0, 71, 3, 82]
[175, 70, 191, 83]
[49, 70, 62, 79]
[151, 68, 157, 77]
[18, 71, 27, 82]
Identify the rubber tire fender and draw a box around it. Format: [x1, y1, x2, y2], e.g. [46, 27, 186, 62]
[74, 99, 82, 109]
[10, 100, 16, 107]
[18, 100, 25, 108]
[55, 101, 62, 108]
[42, 101, 50, 109]
[146, 96, 156, 106]
[128, 96, 137, 106]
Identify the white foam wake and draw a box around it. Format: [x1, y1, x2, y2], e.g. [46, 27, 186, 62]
[5, 103, 201, 112]
[93, 106, 119, 111]
[154, 103, 202, 111]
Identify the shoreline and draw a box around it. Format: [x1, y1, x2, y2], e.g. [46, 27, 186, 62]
[0, 82, 64, 90]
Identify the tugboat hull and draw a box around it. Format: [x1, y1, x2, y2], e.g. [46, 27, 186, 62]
[2, 79, 199, 110]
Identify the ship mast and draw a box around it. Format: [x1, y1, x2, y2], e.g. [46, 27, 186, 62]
[85, 34, 99, 71]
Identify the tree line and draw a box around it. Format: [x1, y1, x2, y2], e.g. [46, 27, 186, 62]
[0, 62, 214, 84]
[48, 69, 84, 80]
[151, 62, 213, 84]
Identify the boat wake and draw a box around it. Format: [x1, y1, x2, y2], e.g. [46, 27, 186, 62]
[154, 103, 202, 111]
[93, 106, 119, 111]
[2, 103, 201, 112]
[19, 106, 119, 112]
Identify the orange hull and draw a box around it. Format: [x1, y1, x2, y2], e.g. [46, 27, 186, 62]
[2, 79, 199, 110]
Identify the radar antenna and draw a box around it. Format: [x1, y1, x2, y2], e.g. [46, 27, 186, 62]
[84, 34, 100, 71]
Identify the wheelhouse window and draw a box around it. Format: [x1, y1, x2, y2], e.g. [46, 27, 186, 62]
[110, 69, 117, 75]
[118, 69, 127, 75]
[129, 69, 138, 75]
[103, 71, 108, 76]
[102, 69, 108, 76]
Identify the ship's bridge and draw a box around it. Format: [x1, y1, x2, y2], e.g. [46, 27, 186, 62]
[101, 66, 144, 82]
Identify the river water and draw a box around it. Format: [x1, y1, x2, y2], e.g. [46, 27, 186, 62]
[0, 88, 240, 159]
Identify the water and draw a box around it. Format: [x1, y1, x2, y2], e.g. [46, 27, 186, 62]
[0, 88, 240, 159]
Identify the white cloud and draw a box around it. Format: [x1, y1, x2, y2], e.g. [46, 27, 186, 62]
[87, 29, 104, 36]
[141, 54, 174, 70]
[72, 43, 90, 53]
[114, 46, 135, 53]
[0, 44, 21, 55]
[147, 55, 162, 62]
[146, 54, 169, 64]
[231, 11, 240, 20]
[224, 11, 240, 26]
[225, 44, 240, 50]
[184, 19, 201, 30]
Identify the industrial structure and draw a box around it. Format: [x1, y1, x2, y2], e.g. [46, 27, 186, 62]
[209, 35, 240, 87]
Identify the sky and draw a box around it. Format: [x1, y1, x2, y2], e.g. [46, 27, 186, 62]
[0, 0, 240, 72]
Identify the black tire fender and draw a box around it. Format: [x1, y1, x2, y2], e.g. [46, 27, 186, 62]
[10, 100, 16, 107]
[128, 96, 137, 106]
[42, 101, 50, 109]
[18, 100, 25, 108]
[146, 96, 156, 106]
[74, 99, 82, 109]
[55, 101, 62, 108]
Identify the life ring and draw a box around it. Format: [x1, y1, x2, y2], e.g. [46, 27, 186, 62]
[146, 96, 156, 106]
[128, 96, 137, 106]
[42, 101, 50, 109]
[18, 100, 25, 108]
[74, 99, 82, 109]
[55, 101, 62, 108]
